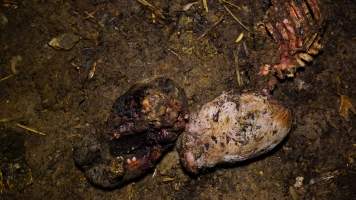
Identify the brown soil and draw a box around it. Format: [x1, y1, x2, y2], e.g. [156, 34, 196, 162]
[0, 0, 355, 199]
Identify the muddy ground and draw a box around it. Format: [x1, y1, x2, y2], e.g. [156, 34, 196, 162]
[0, 0, 355, 199]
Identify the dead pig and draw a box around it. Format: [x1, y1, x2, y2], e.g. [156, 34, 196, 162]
[73, 77, 188, 188]
[177, 92, 292, 174]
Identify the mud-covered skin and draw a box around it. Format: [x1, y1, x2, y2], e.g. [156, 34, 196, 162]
[258, 0, 323, 80]
[177, 92, 292, 174]
[73, 78, 188, 188]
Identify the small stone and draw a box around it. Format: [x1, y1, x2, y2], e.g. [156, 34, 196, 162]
[294, 176, 304, 188]
[48, 33, 80, 50]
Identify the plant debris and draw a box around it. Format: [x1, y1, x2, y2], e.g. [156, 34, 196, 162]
[223, 4, 250, 32]
[15, 123, 47, 136]
[136, 0, 166, 20]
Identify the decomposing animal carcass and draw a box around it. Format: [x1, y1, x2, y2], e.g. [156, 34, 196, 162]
[258, 0, 324, 79]
[73, 77, 188, 188]
[177, 92, 292, 174]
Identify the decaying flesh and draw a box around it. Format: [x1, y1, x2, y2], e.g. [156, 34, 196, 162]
[73, 78, 188, 188]
[177, 92, 292, 174]
[259, 0, 323, 78]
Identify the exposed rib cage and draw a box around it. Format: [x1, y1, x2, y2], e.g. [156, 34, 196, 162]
[259, 0, 324, 78]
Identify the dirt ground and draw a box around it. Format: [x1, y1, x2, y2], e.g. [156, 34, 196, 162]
[0, 0, 355, 199]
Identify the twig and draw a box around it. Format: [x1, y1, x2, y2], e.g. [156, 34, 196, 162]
[167, 48, 182, 61]
[0, 74, 14, 82]
[198, 15, 224, 40]
[202, 0, 209, 12]
[233, 48, 243, 87]
[137, 0, 154, 8]
[16, 123, 47, 136]
[243, 41, 249, 56]
[83, 8, 98, 20]
[183, 2, 198, 11]
[223, 5, 250, 32]
[162, 176, 175, 182]
[136, 0, 165, 19]
[221, 0, 241, 10]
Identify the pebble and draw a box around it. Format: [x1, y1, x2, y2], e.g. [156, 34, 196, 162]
[48, 33, 80, 50]
[294, 176, 304, 188]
